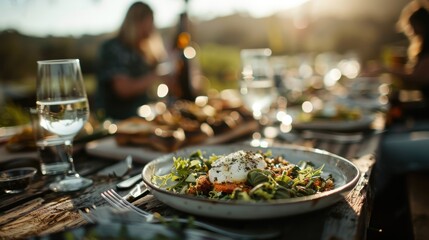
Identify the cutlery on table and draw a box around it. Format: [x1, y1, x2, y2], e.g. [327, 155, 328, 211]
[100, 189, 281, 240]
[122, 181, 148, 201]
[80, 206, 236, 240]
[97, 155, 133, 178]
[116, 173, 142, 190]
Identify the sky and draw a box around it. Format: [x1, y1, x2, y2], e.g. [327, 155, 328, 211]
[0, 0, 310, 37]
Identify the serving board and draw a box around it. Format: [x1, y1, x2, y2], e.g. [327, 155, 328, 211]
[86, 120, 258, 163]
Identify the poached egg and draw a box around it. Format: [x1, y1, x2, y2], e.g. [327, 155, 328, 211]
[208, 150, 267, 183]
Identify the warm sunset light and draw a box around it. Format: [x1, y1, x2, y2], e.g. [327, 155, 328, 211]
[0, 0, 310, 37]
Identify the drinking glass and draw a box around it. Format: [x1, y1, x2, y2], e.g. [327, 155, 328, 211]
[239, 48, 278, 147]
[36, 59, 93, 192]
[30, 108, 70, 175]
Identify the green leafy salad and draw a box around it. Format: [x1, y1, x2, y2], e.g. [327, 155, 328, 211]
[152, 150, 335, 201]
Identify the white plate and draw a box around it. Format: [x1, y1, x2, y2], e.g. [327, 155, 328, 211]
[86, 137, 163, 164]
[291, 110, 375, 132]
[142, 144, 360, 219]
[293, 115, 375, 132]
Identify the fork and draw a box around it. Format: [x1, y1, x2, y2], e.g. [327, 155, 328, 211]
[100, 189, 280, 240]
[80, 206, 235, 240]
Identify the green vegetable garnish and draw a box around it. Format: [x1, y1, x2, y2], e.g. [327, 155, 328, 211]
[152, 150, 335, 202]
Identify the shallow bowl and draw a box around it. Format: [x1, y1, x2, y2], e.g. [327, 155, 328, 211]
[142, 144, 360, 219]
[0, 167, 37, 193]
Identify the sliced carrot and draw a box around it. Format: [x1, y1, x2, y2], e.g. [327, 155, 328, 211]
[213, 182, 248, 194]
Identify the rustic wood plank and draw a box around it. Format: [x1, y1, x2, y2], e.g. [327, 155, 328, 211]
[0, 196, 84, 239]
[0, 198, 44, 228]
[0, 176, 117, 239]
[407, 172, 429, 240]
[321, 154, 376, 240]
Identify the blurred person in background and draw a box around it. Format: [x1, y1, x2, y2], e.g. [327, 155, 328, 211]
[393, 2, 429, 97]
[95, 1, 174, 120]
[369, 2, 429, 239]
[374, 0, 429, 190]
[379, 1, 429, 121]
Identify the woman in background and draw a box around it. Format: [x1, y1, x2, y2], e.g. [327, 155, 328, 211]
[385, 1, 429, 120]
[393, 2, 429, 91]
[370, 3, 429, 239]
[95, 1, 173, 120]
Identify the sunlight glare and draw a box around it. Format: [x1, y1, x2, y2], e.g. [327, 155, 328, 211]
[323, 68, 342, 87]
[184, 46, 196, 59]
[189, 0, 310, 20]
[302, 101, 313, 113]
[138, 104, 154, 120]
[1, 0, 311, 37]
[338, 59, 361, 79]
[157, 84, 169, 98]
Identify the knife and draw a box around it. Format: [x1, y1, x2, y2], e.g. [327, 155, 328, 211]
[123, 181, 149, 201]
[116, 173, 142, 189]
[97, 155, 133, 177]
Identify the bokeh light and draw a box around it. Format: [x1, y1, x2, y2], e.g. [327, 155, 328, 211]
[157, 84, 169, 98]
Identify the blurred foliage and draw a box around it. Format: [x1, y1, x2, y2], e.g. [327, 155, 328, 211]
[198, 44, 241, 91]
[0, 8, 407, 108]
[0, 102, 30, 127]
[0, 30, 103, 82]
[0, 31, 37, 80]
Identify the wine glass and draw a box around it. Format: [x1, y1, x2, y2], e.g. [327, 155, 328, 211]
[36, 59, 93, 192]
[239, 48, 278, 147]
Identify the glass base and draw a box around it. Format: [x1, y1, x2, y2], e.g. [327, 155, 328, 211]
[49, 175, 93, 192]
[4, 189, 25, 194]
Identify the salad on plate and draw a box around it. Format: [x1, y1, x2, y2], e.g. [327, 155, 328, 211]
[152, 149, 335, 201]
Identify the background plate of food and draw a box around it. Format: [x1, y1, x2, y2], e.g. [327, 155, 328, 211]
[290, 104, 376, 132]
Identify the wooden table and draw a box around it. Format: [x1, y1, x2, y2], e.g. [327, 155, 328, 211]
[0, 122, 383, 240]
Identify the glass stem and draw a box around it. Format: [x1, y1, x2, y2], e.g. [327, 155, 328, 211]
[255, 113, 269, 137]
[64, 139, 77, 176]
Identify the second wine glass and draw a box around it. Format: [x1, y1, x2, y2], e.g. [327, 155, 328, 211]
[36, 59, 93, 192]
[239, 48, 278, 147]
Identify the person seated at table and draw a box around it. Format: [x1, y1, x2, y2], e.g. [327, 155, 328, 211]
[370, 3, 429, 237]
[94, 1, 175, 120]
[395, 3, 429, 85]
[373, 1, 429, 120]
[374, 0, 429, 184]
